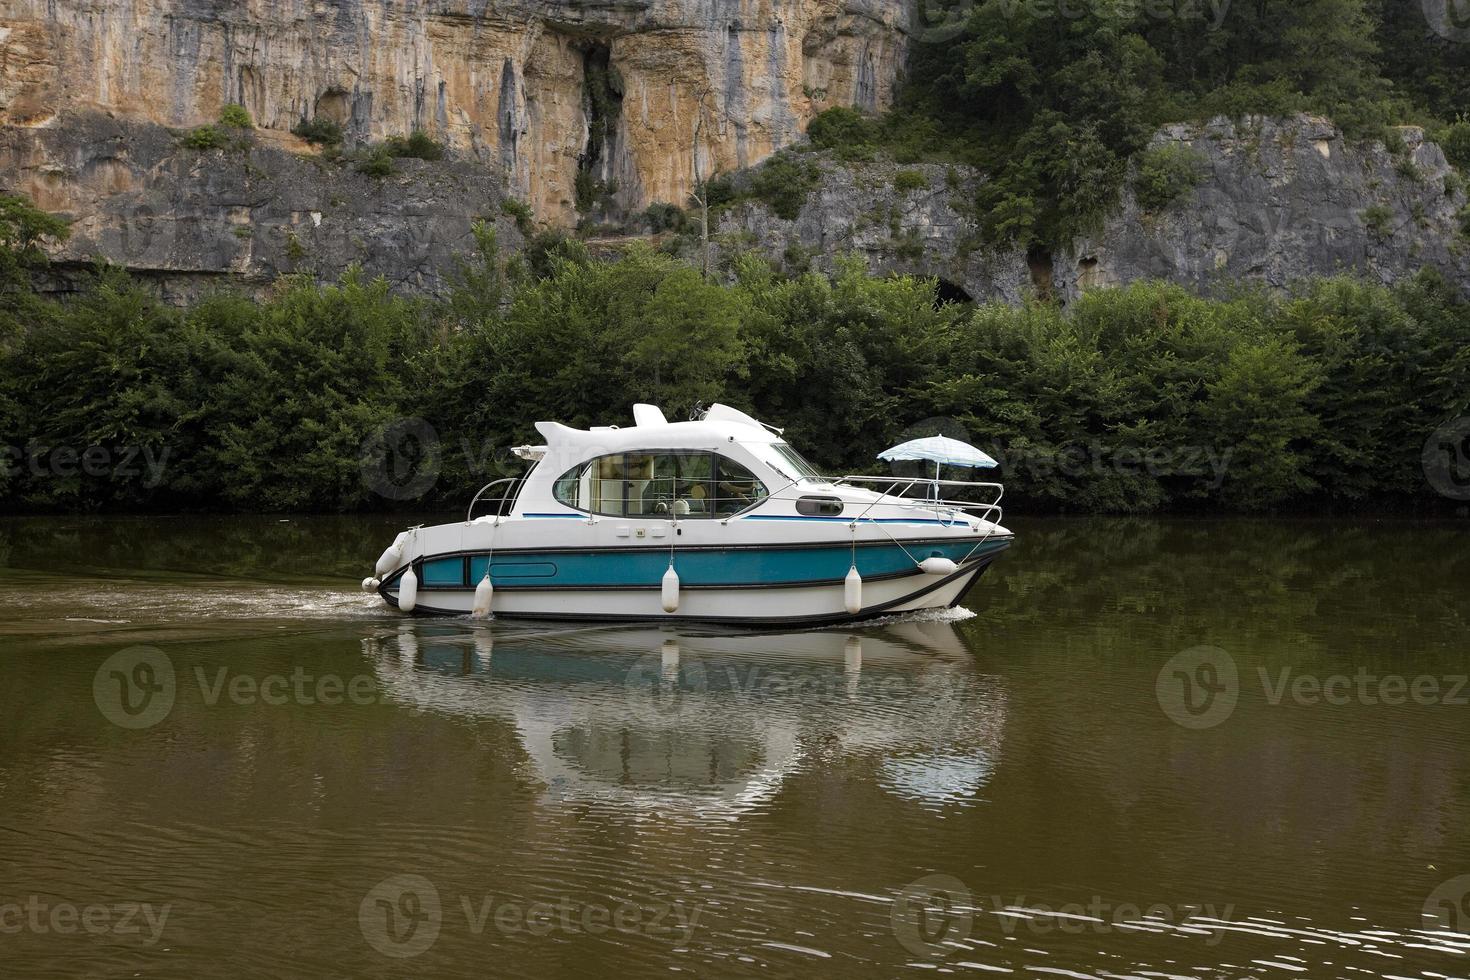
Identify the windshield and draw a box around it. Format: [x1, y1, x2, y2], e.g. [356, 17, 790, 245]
[767, 442, 823, 482]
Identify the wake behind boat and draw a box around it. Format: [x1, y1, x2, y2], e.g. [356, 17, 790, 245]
[364, 404, 1013, 625]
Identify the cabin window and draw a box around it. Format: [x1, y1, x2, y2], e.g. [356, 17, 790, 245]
[768, 441, 823, 481]
[795, 495, 844, 517]
[552, 452, 768, 518]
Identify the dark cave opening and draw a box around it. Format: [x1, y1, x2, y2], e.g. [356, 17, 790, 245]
[1027, 245, 1054, 299]
[576, 41, 624, 215]
[934, 278, 974, 307]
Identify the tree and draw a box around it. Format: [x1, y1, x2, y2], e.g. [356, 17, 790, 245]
[688, 86, 717, 280]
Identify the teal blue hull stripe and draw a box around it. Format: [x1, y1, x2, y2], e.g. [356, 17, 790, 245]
[395, 538, 1007, 591]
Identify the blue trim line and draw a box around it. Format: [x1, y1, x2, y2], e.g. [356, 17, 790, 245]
[523, 512, 585, 519]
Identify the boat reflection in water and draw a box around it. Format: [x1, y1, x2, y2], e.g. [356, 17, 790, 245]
[362, 616, 1006, 816]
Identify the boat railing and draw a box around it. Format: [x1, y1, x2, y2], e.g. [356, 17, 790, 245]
[833, 475, 1004, 527]
[751, 475, 1003, 527]
[466, 476, 523, 524]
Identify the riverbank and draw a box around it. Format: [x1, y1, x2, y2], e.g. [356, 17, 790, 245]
[3, 198, 1468, 516]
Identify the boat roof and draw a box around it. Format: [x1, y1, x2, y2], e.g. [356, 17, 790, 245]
[525, 403, 784, 456]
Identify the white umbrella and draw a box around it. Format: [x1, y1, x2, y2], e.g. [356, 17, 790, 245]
[878, 436, 998, 472]
[878, 436, 997, 498]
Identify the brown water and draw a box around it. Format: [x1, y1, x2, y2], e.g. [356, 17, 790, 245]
[1, 515, 1468, 979]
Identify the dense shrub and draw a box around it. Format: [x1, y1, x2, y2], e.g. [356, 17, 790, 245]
[745, 152, 822, 220]
[385, 131, 445, 161]
[182, 125, 229, 151]
[219, 104, 253, 129]
[641, 202, 689, 234]
[1, 194, 1467, 514]
[293, 116, 344, 146]
[499, 198, 534, 235]
[1362, 204, 1394, 240]
[356, 146, 395, 177]
[1440, 121, 1470, 171]
[1131, 145, 1205, 212]
[807, 107, 880, 161]
[893, 170, 928, 194]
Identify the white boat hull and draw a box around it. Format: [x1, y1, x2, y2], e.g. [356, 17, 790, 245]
[381, 555, 998, 626]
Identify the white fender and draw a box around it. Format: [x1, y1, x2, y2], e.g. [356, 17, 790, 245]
[375, 532, 408, 577]
[398, 566, 418, 613]
[661, 564, 680, 613]
[472, 573, 494, 619]
[361, 576, 380, 593]
[844, 565, 863, 615]
[919, 556, 958, 576]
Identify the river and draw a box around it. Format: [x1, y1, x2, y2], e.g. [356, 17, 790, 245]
[1, 515, 1467, 978]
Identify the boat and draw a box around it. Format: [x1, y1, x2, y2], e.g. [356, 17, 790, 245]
[363, 403, 1013, 625]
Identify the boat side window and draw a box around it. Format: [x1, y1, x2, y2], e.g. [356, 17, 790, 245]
[795, 495, 844, 517]
[552, 452, 768, 518]
[713, 455, 768, 515]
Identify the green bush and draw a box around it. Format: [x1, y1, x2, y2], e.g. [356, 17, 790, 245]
[1441, 121, 1470, 171]
[183, 125, 228, 151]
[1362, 203, 1394, 239]
[702, 174, 737, 210]
[499, 198, 534, 234]
[292, 116, 344, 146]
[385, 131, 445, 161]
[3, 193, 1468, 515]
[747, 152, 822, 220]
[806, 107, 880, 161]
[219, 104, 253, 129]
[1132, 145, 1206, 212]
[894, 169, 929, 194]
[642, 202, 688, 234]
[356, 146, 395, 178]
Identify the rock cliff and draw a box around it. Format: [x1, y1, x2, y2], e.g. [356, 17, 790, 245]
[2, 1, 1467, 301]
[719, 116, 1470, 302]
[0, 0, 907, 225]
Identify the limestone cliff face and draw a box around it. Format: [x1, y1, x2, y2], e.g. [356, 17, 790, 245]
[720, 116, 1470, 302]
[0, 0, 908, 224]
[0, 112, 520, 300]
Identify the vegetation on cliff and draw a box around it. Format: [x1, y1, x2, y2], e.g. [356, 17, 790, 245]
[2, 196, 1466, 515]
[805, 0, 1470, 249]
